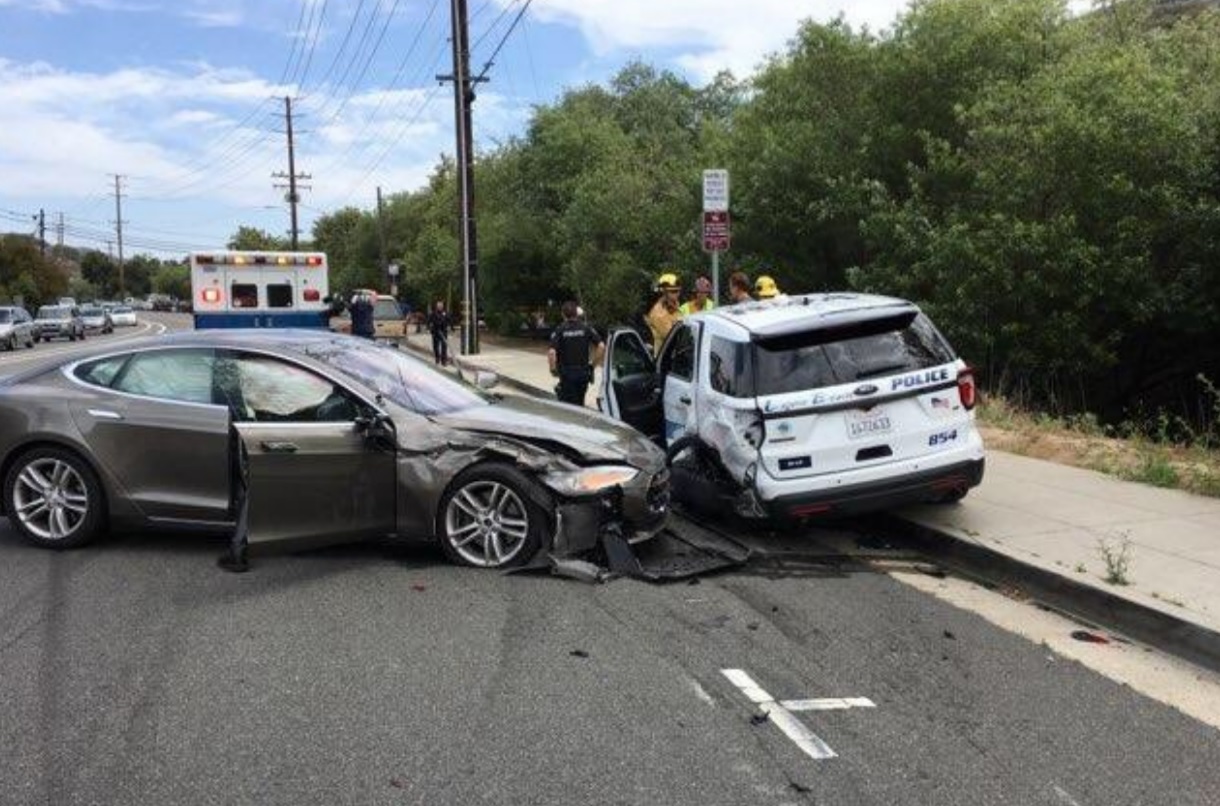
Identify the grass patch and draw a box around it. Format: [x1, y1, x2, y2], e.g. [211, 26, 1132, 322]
[977, 392, 1220, 498]
[1098, 536, 1133, 586]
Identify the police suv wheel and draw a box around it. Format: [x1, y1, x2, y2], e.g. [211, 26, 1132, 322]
[438, 464, 546, 569]
[4, 447, 106, 549]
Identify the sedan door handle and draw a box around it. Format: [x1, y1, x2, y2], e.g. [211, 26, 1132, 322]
[87, 409, 123, 420]
[259, 441, 298, 454]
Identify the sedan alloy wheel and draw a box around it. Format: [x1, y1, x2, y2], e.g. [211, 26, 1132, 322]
[441, 466, 542, 568]
[4, 448, 104, 548]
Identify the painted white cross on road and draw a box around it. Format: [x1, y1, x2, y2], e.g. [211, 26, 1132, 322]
[721, 668, 876, 761]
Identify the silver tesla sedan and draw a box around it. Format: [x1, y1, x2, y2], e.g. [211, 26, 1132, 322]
[0, 331, 669, 568]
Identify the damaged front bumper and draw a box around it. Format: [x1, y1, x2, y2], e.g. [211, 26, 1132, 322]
[551, 468, 669, 557]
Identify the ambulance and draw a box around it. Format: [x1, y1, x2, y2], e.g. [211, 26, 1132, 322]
[189, 251, 330, 329]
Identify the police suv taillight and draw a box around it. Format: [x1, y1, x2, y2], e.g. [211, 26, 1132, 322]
[957, 368, 977, 410]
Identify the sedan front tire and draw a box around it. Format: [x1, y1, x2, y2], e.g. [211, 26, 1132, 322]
[438, 463, 546, 568]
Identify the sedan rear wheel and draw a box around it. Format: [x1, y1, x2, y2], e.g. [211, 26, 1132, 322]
[439, 464, 545, 568]
[4, 448, 105, 549]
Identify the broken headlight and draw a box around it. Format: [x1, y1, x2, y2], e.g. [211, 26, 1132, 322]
[543, 465, 639, 497]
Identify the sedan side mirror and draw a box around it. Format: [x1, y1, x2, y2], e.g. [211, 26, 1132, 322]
[355, 412, 395, 444]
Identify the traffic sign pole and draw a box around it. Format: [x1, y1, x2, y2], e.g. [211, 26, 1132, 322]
[703, 169, 729, 303]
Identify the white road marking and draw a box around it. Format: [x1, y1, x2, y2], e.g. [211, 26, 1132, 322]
[722, 668, 859, 761]
[0, 320, 166, 371]
[689, 679, 716, 707]
[1053, 784, 1083, 806]
[781, 697, 876, 712]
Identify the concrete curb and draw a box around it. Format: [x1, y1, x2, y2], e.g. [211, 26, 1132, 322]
[400, 335, 1220, 673]
[886, 514, 1220, 674]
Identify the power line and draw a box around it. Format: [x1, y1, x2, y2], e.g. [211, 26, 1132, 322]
[293, 0, 330, 91]
[312, 0, 445, 177]
[473, 0, 533, 82]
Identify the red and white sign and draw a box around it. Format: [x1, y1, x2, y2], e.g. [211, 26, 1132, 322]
[703, 210, 730, 252]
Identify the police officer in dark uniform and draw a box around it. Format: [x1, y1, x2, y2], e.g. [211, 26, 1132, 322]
[349, 291, 376, 339]
[548, 300, 604, 407]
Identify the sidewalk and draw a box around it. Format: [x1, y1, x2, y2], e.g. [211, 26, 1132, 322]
[401, 332, 1220, 668]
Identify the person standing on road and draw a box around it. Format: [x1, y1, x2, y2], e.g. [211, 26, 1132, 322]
[428, 300, 451, 365]
[728, 271, 753, 304]
[645, 272, 684, 353]
[548, 300, 604, 407]
[349, 291, 376, 339]
[680, 275, 716, 315]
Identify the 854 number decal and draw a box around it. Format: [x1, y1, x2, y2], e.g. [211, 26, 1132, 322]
[928, 429, 958, 447]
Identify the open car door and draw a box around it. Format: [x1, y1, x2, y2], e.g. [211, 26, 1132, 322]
[234, 420, 397, 549]
[598, 328, 664, 441]
[222, 352, 397, 550]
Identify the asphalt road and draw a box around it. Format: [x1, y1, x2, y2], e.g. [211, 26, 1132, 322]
[2, 317, 1218, 805]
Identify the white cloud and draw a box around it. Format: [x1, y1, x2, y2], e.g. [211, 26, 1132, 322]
[520, 0, 911, 81]
[183, 8, 243, 28]
[0, 56, 458, 251]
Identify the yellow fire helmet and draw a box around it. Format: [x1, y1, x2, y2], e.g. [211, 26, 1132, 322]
[755, 274, 779, 299]
[657, 272, 681, 290]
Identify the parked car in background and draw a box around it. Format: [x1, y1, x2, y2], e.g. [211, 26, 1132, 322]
[330, 291, 407, 339]
[599, 292, 985, 521]
[0, 306, 37, 351]
[79, 305, 114, 334]
[35, 305, 85, 342]
[0, 330, 669, 569]
[109, 306, 138, 327]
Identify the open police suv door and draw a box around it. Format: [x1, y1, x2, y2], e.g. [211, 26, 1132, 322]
[597, 328, 664, 442]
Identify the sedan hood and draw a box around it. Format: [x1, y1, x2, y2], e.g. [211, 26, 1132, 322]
[433, 395, 663, 470]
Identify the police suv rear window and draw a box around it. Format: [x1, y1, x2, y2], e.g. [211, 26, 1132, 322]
[751, 312, 955, 397]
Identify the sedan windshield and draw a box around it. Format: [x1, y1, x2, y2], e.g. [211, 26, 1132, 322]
[81, 307, 103, 316]
[305, 340, 491, 415]
[37, 306, 69, 319]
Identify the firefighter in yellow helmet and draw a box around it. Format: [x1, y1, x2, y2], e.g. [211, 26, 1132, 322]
[755, 274, 780, 300]
[645, 271, 684, 352]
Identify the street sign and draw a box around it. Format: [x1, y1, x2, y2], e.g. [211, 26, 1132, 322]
[703, 169, 729, 212]
[703, 210, 730, 252]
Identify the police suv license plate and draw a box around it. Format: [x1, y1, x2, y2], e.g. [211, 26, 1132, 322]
[847, 407, 892, 440]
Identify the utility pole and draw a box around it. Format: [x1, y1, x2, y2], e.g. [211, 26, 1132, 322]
[439, 0, 484, 355]
[56, 212, 64, 249]
[112, 175, 126, 294]
[376, 185, 388, 284]
[37, 209, 46, 256]
[272, 95, 311, 250]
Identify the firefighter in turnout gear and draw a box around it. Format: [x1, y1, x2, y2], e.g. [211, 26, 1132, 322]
[645, 272, 683, 353]
[548, 300, 604, 407]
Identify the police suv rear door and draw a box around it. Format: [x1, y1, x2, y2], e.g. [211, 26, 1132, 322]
[753, 309, 973, 481]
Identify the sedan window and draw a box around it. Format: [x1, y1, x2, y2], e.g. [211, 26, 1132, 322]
[228, 355, 361, 422]
[112, 349, 216, 404]
[74, 355, 129, 387]
[0, 310, 11, 323]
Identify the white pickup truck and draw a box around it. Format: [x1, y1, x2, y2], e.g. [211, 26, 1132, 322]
[597, 292, 985, 520]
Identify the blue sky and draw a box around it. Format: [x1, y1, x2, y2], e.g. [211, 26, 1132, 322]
[0, 0, 915, 258]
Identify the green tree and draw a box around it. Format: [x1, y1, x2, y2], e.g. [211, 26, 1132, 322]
[151, 263, 190, 300]
[227, 226, 288, 251]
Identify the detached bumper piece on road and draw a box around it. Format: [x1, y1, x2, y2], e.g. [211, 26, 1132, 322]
[541, 516, 751, 584]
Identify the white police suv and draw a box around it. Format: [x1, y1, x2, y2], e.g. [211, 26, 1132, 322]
[597, 293, 984, 519]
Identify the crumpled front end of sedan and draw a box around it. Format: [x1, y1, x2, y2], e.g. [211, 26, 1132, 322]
[543, 463, 670, 556]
